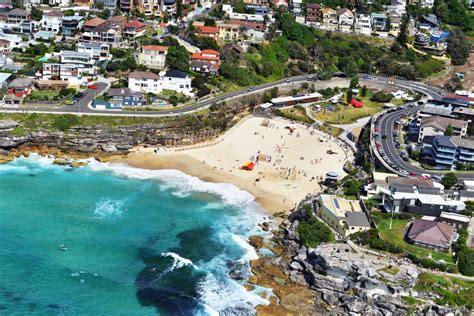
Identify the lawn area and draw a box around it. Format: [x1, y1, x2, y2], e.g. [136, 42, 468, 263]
[315, 123, 343, 137]
[379, 266, 400, 275]
[312, 95, 386, 124]
[276, 105, 314, 124]
[414, 273, 474, 309]
[29, 90, 62, 101]
[376, 217, 455, 264]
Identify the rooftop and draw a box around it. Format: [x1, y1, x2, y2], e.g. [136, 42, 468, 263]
[84, 17, 106, 27]
[346, 212, 370, 228]
[451, 137, 474, 150]
[129, 70, 160, 80]
[421, 115, 467, 130]
[439, 211, 471, 223]
[164, 70, 188, 79]
[142, 45, 168, 52]
[126, 19, 145, 29]
[320, 194, 362, 217]
[407, 219, 455, 248]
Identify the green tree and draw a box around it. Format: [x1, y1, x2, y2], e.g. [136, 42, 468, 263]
[31, 7, 43, 21]
[441, 172, 458, 189]
[447, 30, 470, 66]
[445, 123, 454, 136]
[396, 14, 409, 47]
[176, 0, 183, 18]
[166, 46, 190, 72]
[361, 85, 368, 97]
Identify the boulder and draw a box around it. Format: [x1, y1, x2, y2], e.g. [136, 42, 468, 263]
[248, 236, 263, 249]
[227, 261, 251, 281]
[100, 144, 117, 152]
[376, 301, 396, 312]
[344, 299, 366, 314]
[406, 267, 419, 279]
[0, 120, 18, 129]
[321, 291, 338, 306]
[289, 261, 303, 271]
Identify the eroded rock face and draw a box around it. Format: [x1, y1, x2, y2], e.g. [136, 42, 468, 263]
[0, 120, 18, 129]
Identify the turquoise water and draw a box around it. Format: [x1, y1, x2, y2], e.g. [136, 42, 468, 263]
[0, 156, 269, 315]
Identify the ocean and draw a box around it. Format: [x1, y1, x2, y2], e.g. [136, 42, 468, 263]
[0, 155, 271, 315]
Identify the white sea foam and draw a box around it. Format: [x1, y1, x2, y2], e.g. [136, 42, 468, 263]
[86, 161, 261, 208]
[93, 198, 126, 219]
[231, 234, 259, 261]
[196, 274, 268, 313]
[161, 252, 197, 274]
[0, 164, 29, 172]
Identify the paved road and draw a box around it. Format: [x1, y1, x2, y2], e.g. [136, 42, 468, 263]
[377, 105, 474, 180]
[0, 74, 315, 117]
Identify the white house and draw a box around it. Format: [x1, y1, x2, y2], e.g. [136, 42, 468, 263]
[355, 11, 371, 35]
[77, 43, 110, 62]
[135, 45, 168, 70]
[59, 50, 94, 66]
[41, 11, 63, 33]
[128, 70, 194, 97]
[337, 8, 354, 33]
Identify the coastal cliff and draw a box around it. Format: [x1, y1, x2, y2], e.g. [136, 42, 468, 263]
[249, 207, 471, 315]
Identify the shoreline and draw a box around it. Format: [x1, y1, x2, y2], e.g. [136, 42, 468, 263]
[109, 151, 294, 217]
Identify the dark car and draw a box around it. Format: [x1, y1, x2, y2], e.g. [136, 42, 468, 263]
[382, 135, 387, 139]
[73, 92, 85, 102]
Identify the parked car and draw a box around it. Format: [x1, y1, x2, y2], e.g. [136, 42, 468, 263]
[88, 84, 97, 89]
[382, 135, 387, 139]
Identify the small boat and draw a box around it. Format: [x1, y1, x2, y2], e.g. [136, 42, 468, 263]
[58, 244, 67, 251]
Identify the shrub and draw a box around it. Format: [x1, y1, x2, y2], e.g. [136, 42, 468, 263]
[296, 205, 334, 248]
[52, 115, 79, 131]
[370, 91, 393, 103]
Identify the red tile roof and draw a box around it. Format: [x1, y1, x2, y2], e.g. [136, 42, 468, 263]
[199, 26, 219, 34]
[127, 19, 145, 29]
[201, 49, 220, 55]
[84, 17, 106, 27]
[407, 219, 455, 249]
[142, 45, 168, 52]
[192, 53, 220, 61]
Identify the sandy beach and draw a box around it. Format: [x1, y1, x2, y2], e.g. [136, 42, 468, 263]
[112, 116, 350, 215]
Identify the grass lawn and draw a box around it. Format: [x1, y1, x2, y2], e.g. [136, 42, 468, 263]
[276, 106, 314, 124]
[415, 273, 474, 309]
[376, 217, 455, 264]
[312, 95, 385, 124]
[29, 90, 62, 101]
[316, 123, 343, 137]
[379, 265, 400, 275]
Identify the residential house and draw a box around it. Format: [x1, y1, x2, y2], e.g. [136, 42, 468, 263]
[0, 38, 10, 54]
[40, 11, 63, 33]
[108, 87, 146, 107]
[0, 0, 13, 10]
[426, 135, 474, 169]
[81, 25, 123, 48]
[318, 194, 371, 237]
[190, 49, 220, 75]
[291, 0, 302, 16]
[83, 17, 106, 31]
[371, 13, 387, 32]
[196, 25, 219, 40]
[128, 70, 193, 97]
[272, 0, 287, 7]
[77, 43, 111, 62]
[320, 8, 338, 31]
[305, 3, 322, 25]
[245, 5, 270, 15]
[337, 8, 354, 33]
[42, 63, 92, 84]
[228, 12, 266, 31]
[162, 0, 176, 14]
[107, 15, 127, 30]
[406, 219, 455, 252]
[7, 77, 34, 97]
[217, 23, 240, 42]
[137, 0, 161, 17]
[135, 45, 168, 70]
[382, 180, 465, 215]
[387, 10, 401, 34]
[418, 116, 469, 143]
[124, 19, 146, 39]
[59, 50, 95, 66]
[61, 15, 85, 36]
[414, 30, 448, 56]
[6, 8, 30, 24]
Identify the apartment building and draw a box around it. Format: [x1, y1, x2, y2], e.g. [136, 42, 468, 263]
[138, 0, 161, 17]
[291, 0, 302, 16]
[305, 3, 322, 25]
[61, 15, 85, 36]
[42, 63, 92, 84]
[318, 195, 371, 237]
[40, 11, 63, 33]
[418, 116, 469, 143]
[135, 45, 168, 70]
[355, 10, 371, 34]
[6, 8, 30, 23]
[128, 70, 193, 96]
[371, 12, 388, 31]
[190, 49, 220, 75]
[119, 0, 134, 13]
[81, 25, 123, 48]
[217, 23, 240, 42]
[337, 8, 354, 33]
[77, 43, 111, 62]
[59, 50, 95, 66]
[94, 0, 117, 11]
[427, 136, 474, 169]
[320, 8, 337, 31]
[228, 12, 266, 31]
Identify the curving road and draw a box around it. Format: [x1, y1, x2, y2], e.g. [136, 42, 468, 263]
[376, 105, 474, 180]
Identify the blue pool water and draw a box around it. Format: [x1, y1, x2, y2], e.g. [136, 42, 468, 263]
[0, 155, 269, 315]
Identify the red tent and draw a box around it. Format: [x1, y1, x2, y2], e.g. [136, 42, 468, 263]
[351, 99, 364, 108]
[242, 162, 255, 171]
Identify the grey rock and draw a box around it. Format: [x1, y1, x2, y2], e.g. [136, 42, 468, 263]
[226, 261, 250, 281]
[0, 120, 18, 129]
[376, 301, 396, 312]
[100, 144, 117, 152]
[345, 299, 366, 313]
[321, 291, 338, 306]
[367, 268, 376, 278]
[289, 261, 303, 271]
[406, 267, 419, 279]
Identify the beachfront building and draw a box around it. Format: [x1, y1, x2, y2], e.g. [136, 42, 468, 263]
[128, 70, 194, 97]
[406, 219, 455, 252]
[135, 45, 168, 70]
[108, 87, 146, 107]
[417, 116, 469, 143]
[318, 195, 371, 237]
[425, 136, 474, 169]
